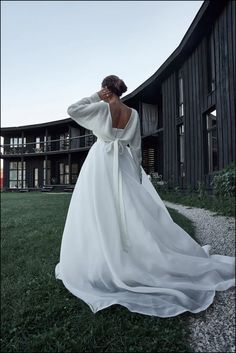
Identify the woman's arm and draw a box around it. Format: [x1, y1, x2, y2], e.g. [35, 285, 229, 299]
[67, 88, 112, 130]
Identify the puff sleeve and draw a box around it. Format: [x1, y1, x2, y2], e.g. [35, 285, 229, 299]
[67, 93, 106, 131]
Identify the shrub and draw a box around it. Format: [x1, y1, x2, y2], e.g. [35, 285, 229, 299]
[211, 162, 236, 198]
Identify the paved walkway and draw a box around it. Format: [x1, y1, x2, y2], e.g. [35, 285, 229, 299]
[164, 201, 235, 353]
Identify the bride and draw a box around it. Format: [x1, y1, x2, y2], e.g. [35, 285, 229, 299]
[55, 75, 235, 317]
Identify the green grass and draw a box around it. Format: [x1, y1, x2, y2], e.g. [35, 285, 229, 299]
[154, 188, 235, 217]
[1, 192, 196, 353]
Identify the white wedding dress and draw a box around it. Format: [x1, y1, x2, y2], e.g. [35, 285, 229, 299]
[55, 93, 235, 317]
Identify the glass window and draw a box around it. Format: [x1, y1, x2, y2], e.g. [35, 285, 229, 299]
[85, 129, 94, 147]
[43, 135, 51, 152]
[43, 159, 51, 185]
[35, 137, 41, 150]
[9, 161, 26, 189]
[34, 168, 39, 187]
[10, 181, 18, 188]
[59, 162, 70, 184]
[178, 72, 184, 118]
[10, 161, 18, 169]
[9, 137, 25, 151]
[60, 163, 64, 174]
[177, 124, 185, 177]
[60, 132, 70, 150]
[10, 170, 17, 180]
[72, 163, 78, 174]
[65, 174, 70, 184]
[205, 108, 218, 173]
[13, 138, 18, 147]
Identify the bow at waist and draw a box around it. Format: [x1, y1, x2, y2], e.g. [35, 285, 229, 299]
[100, 138, 130, 252]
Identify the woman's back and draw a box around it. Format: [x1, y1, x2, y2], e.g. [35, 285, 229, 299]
[109, 102, 132, 129]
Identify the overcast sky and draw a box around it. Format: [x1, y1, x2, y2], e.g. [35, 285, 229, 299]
[1, 0, 204, 128]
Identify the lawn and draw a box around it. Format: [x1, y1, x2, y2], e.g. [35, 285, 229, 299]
[155, 188, 235, 217]
[1, 192, 196, 353]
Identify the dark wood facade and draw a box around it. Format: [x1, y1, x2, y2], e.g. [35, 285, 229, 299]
[1, 0, 235, 191]
[0, 119, 96, 191]
[123, 0, 235, 189]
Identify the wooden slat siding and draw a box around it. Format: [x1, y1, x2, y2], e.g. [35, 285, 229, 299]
[191, 50, 195, 188]
[169, 72, 178, 186]
[222, 4, 230, 167]
[232, 0, 236, 86]
[214, 17, 224, 170]
[162, 81, 167, 182]
[229, 0, 236, 161]
[197, 45, 203, 185]
[202, 37, 208, 112]
[182, 63, 187, 189]
[173, 72, 178, 186]
[224, 3, 232, 164]
[138, 100, 143, 137]
[165, 79, 169, 183]
[186, 57, 193, 187]
[169, 72, 176, 184]
[194, 48, 200, 187]
[182, 61, 189, 187]
[188, 54, 193, 187]
[226, 1, 235, 162]
[162, 74, 176, 186]
[166, 76, 171, 183]
[187, 57, 191, 187]
[167, 76, 171, 183]
[191, 50, 197, 188]
[219, 6, 229, 167]
[197, 40, 204, 182]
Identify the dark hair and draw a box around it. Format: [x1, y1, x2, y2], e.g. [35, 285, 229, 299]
[102, 75, 127, 97]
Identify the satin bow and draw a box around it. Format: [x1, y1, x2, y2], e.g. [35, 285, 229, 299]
[105, 139, 130, 252]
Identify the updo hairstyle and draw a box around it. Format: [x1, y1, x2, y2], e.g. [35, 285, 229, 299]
[101, 75, 127, 97]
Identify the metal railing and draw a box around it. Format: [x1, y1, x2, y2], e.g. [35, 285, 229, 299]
[0, 134, 97, 155]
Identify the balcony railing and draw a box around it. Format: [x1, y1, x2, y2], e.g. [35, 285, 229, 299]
[0, 134, 96, 156]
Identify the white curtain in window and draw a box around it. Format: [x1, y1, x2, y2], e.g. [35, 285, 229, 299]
[142, 103, 158, 135]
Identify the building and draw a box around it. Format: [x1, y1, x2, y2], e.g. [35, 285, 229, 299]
[0, 119, 96, 191]
[1, 0, 235, 191]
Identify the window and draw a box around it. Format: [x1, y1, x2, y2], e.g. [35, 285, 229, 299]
[36, 137, 40, 149]
[205, 109, 218, 173]
[9, 161, 26, 188]
[178, 72, 184, 117]
[34, 137, 42, 152]
[59, 163, 70, 184]
[84, 129, 94, 147]
[33, 168, 39, 187]
[141, 103, 158, 135]
[60, 132, 70, 150]
[43, 160, 51, 185]
[177, 124, 185, 177]
[143, 148, 155, 174]
[207, 32, 216, 93]
[9, 137, 26, 153]
[71, 163, 79, 184]
[44, 135, 51, 151]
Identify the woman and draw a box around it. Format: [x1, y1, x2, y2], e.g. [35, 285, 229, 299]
[55, 75, 235, 317]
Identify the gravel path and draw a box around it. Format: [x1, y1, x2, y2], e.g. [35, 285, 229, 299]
[163, 201, 235, 353]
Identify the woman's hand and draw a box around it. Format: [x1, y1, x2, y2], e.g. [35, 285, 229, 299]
[97, 87, 113, 102]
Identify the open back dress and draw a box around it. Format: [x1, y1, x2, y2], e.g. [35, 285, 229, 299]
[55, 92, 235, 317]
